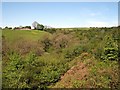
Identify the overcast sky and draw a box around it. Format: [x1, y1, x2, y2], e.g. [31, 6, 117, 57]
[2, 1, 118, 28]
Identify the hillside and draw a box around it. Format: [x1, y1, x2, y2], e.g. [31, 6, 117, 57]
[2, 27, 119, 88]
[2, 29, 51, 43]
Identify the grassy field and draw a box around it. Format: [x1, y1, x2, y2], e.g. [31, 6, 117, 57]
[2, 29, 51, 44]
[2, 28, 119, 88]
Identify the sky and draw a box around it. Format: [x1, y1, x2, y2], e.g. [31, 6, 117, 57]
[2, 2, 118, 28]
[1, 0, 120, 2]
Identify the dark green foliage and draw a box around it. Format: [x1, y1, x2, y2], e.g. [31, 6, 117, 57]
[4, 26, 9, 29]
[24, 26, 31, 29]
[101, 36, 118, 61]
[44, 28, 56, 34]
[37, 24, 44, 30]
[8, 27, 12, 29]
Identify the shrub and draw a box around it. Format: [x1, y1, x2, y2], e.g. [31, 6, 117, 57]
[44, 28, 56, 34]
[2, 53, 24, 88]
[41, 36, 52, 52]
[65, 46, 85, 59]
[13, 40, 44, 56]
[101, 36, 118, 61]
[2, 35, 11, 57]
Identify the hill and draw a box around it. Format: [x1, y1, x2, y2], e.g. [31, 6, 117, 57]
[2, 27, 119, 88]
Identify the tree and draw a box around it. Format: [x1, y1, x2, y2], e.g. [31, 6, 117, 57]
[8, 27, 12, 29]
[37, 24, 44, 30]
[4, 26, 8, 29]
[32, 21, 44, 30]
[25, 26, 31, 29]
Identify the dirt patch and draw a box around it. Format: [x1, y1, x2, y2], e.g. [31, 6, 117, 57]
[54, 62, 88, 88]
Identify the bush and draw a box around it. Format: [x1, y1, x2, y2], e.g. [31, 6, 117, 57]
[44, 28, 56, 34]
[101, 36, 118, 61]
[2, 53, 24, 88]
[41, 36, 52, 52]
[65, 46, 85, 59]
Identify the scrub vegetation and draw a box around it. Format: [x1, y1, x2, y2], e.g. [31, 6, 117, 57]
[2, 27, 120, 89]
